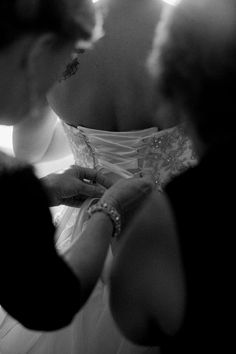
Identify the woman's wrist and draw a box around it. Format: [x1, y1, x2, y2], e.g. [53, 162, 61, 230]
[87, 201, 121, 237]
[89, 211, 114, 235]
[40, 174, 59, 207]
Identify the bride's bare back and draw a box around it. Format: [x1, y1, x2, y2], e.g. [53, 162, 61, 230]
[13, 0, 165, 164]
[48, 0, 163, 131]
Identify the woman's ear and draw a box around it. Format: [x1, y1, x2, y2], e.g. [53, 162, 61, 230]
[27, 34, 75, 101]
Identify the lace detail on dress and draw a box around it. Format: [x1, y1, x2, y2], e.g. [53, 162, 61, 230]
[63, 124, 99, 169]
[62, 123, 197, 190]
[141, 126, 198, 190]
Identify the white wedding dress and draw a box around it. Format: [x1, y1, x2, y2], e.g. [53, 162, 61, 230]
[0, 124, 196, 354]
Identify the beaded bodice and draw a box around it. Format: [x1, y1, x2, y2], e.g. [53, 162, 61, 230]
[62, 123, 197, 189]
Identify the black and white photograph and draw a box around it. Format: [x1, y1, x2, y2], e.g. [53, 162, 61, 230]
[0, 0, 234, 353]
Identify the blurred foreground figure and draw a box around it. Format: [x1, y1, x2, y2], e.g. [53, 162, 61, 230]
[110, 0, 236, 353]
[0, 0, 116, 340]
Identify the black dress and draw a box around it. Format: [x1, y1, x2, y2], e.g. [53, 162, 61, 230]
[0, 151, 81, 331]
[163, 138, 236, 353]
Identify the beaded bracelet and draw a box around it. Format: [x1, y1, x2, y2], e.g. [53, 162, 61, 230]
[87, 202, 121, 238]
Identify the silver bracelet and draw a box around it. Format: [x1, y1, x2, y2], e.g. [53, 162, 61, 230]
[87, 201, 121, 238]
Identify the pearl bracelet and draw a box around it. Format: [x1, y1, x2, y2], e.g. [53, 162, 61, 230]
[87, 202, 121, 238]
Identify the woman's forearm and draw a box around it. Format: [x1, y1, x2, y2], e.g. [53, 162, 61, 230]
[13, 107, 70, 163]
[64, 212, 113, 307]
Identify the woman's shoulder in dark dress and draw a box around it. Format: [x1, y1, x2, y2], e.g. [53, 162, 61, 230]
[0, 150, 81, 331]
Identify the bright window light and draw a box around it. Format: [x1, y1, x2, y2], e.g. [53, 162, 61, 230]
[162, 0, 182, 6]
[92, 0, 100, 3]
[0, 125, 13, 155]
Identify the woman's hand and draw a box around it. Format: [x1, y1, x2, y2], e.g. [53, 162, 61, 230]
[100, 176, 154, 229]
[41, 165, 109, 207]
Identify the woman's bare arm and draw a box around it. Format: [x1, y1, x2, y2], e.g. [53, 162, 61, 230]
[13, 107, 71, 163]
[109, 192, 186, 346]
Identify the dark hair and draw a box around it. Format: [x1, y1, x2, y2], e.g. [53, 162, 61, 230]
[150, 0, 236, 145]
[0, 0, 95, 49]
